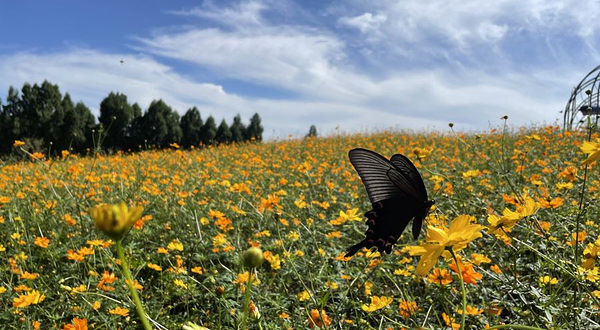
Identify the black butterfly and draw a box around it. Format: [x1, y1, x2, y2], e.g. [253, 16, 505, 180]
[345, 148, 434, 257]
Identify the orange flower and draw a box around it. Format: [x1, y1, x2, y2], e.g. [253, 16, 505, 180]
[308, 309, 332, 328]
[63, 318, 88, 330]
[399, 300, 421, 318]
[33, 237, 50, 249]
[108, 306, 129, 316]
[449, 260, 483, 285]
[13, 290, 45, 308]
[427, 268, 452, 285]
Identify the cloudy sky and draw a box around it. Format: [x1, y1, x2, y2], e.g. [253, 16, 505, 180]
[1, 0, 599, 139]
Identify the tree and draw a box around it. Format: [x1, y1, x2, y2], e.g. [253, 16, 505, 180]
[306, 125, 317, 138]
[20, 81, 63, 147]
[200, 115, 217, 145]
[124, 103, 144, 151]
[0, 87, 22, 153]
[99, 92, 134, 150]
[216, 119, 232, 144]
[245, 113, 263, 142]
[73, 102, 96, 152]
[141, 100, 183, 148]
[181, 107, 203, 148]
[229, 114, 245, 143]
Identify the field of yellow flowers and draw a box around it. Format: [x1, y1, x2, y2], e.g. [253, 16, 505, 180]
[1, 123, 600, 329]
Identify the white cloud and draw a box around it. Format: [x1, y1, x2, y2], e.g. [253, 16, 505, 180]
[170, 1, 267, 28]
[338, 12, 387, 34]
[336, 0, 600, 56]
[1, 0, 593, 140]
[136, 27, 366, 101]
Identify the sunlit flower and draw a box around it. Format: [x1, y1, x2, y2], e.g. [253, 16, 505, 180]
[108, 306, 129, 316]
[297, 290, 311, 301]
[449, 260, 483, 285]
[308, 309, 331, 328]
[62, 318, 88, 330]
[13, 140, 25, 147]
[471, 253, 491, 265]
[399, 299, 421, 318]
[263, 251, 282, 270]
[410, 215, 484, 276]
[89, 202, 143, 240]
[539, 276, 558, 285]
[13, 290, 45, 308]
[361, 296, 393, 312]
[427, 268, 452, 285]
[580, 138, 600, 165]
[582, 238, 600, 269]
[442, 312, 460, 330]
[33, 237, 50, 248]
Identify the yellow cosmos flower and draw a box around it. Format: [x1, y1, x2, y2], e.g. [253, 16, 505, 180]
[410, 215, 484, 276]
[580, 138, 600, 165]
[13, 290, 46, 308]
[89, 202, 143, 240]
[361, 295, 393, 312]
[13, 140, 25, 147]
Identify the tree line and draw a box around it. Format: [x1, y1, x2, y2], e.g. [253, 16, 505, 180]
[0, 80, 263, 155]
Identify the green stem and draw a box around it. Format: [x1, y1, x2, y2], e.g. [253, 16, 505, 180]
[240, 269, 254, 330]
[449, 249, 466, 330]
[487, 325, 546, 330]
[116, 240, 153, 330]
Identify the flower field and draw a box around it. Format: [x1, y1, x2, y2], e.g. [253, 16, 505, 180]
[1, 124, 600, 329]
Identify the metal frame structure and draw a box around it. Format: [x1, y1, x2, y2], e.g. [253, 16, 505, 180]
[564, 65, 600, 130]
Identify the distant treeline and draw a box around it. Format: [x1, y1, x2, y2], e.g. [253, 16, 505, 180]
[0, 80, 264, 155]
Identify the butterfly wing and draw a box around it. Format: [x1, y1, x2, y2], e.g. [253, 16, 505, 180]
[389, 154, 429, 239]
[348, 148, 418, 203]
[345, 197, 419, 257]
[346, 148, 427, 257]
[389, 154, 428, 201]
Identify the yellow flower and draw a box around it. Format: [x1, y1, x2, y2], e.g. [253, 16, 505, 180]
[89, 202, 143, 240]
[297, 290, 311, 301]
[13, 290, 46, 308]
[13, 140, 25, 147]
[361, 296, 393, 312]
[539, 276, 558, 285]
[108, 306, 129, 316]
[411, 215, 484, 276]
[263, 251, 281, 270]
[580, 138, 600, 165]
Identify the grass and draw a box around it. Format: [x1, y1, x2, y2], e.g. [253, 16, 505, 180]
[1, 124, 599, 329]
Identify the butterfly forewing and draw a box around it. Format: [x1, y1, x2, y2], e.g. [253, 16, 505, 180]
[348, 148, 414, 203]
[390, 154, 428, 201]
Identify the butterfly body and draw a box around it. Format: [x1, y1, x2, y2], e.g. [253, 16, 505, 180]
[345, 148, 434, 257]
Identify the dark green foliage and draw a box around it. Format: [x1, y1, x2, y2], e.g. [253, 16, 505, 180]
[181, 107, 203, 148]
[200, 115, 217, 145]
[21, 81, 63, 145]
[99, 92, 135, 150]
[216, 119, 232, 144]
[245, 113, 263, 142]
[1, 87, 24, 153]
[141, 100, 183, 148]
[230, 114, 245, 143]
[0, 81, 264, 156]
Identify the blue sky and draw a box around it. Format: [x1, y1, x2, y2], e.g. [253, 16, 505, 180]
[1, 0, 599, 139]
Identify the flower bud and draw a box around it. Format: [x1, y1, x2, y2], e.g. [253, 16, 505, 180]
[242, 247, 264, 268]
[89, 202, 143, 240]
